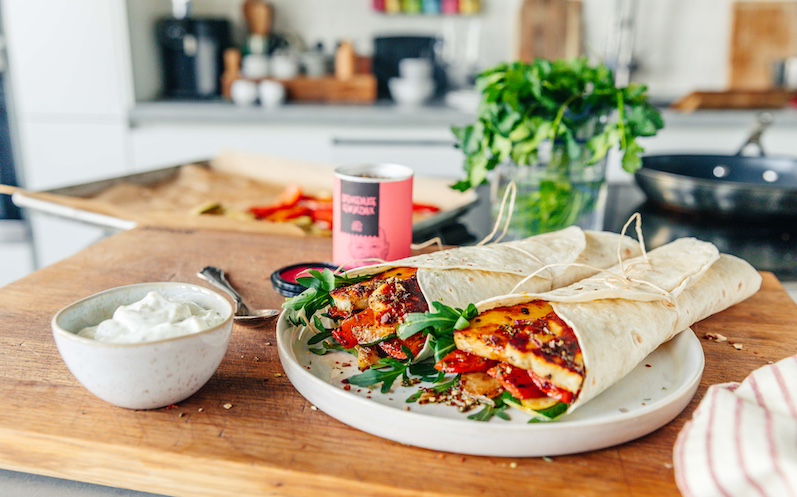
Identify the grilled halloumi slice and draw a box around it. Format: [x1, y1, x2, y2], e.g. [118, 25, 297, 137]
[333, 267, 428, 356]
[330, 267, 418, 316]
[453, 301, 585, 395]
[368, 276, 427, 325]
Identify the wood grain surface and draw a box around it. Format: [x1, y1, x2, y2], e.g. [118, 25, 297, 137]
[1, 227, 796, 497]
[729, 1, 797, 89]
[517, 0, 582, 62]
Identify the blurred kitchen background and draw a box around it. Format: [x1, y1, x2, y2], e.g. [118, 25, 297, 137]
[1, 0, 796, 297]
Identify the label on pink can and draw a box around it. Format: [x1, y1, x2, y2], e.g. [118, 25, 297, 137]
[333, 164, 414, 268]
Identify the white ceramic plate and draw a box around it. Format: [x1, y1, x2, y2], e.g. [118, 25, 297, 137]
[276, 313, 704, 457]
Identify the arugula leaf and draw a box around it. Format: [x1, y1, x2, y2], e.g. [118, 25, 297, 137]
[307, 329, 332, 346]
[308, 340, 356, 356]
[398, 302, 478, 339]
[527, 402, 569, 423]
[398, 302, 478, 363]
[467, 392, 515, 422]
[406, 374, 460, 404]
[346, 357, 409, 393]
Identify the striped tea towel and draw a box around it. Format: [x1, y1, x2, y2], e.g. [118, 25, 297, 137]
[674, 355, 797, 497]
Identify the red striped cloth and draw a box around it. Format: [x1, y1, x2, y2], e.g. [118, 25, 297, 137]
[674, 355, 797, 497]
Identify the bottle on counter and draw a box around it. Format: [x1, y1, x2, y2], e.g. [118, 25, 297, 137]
[402, 0, 422, 14]
[221, 47, 242, 99]
[385, 0, 402, 14]
[243, 0, 273, 55]
[335, 40, 356, 80]
[422, 0, 441, 14]
[442, 0, 459, 14]
[459, 0, 480, 14]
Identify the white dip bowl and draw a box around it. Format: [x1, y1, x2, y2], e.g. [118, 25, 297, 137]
[52, 282, 234, 410]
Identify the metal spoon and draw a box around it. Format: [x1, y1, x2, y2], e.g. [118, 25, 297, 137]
[197, 266, 280, 327]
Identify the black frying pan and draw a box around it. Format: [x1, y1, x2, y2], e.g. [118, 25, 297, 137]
[635, 113, 797, 218]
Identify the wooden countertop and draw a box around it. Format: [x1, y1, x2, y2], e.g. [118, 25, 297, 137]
[1, 227, 796, 497]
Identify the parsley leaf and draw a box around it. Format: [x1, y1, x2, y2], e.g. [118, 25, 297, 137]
[452, 58, 664, 192]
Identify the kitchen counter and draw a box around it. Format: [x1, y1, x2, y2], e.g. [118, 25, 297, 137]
[129, 100, 476, 128]
[129, 99, 797, 128]
[1, 226, 796, 497]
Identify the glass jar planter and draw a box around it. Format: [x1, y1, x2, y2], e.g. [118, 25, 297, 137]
[490, 143, 608, 240]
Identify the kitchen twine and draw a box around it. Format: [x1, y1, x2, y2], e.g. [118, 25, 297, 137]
[335, 181, 522, 271]
[506, 212, 679, 307]
[334, 185, 676, 308]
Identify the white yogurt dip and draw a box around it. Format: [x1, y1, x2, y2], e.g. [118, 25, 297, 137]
[77, 291, 225, 343]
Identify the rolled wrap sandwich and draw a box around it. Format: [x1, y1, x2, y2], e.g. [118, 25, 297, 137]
[412, 237, 762, 420]
[285, 226, 640, 371]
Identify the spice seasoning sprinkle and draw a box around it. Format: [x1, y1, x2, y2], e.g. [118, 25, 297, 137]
[222, 403, 233, 410]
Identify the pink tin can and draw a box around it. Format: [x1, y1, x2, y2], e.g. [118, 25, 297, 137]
[333, 163, 414, 268]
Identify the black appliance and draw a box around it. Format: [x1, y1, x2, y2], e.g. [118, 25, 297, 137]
[372, 35, 448, 100]
[157, 18, 231, 99]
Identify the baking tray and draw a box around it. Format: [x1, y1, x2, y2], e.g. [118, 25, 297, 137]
[12, 154, 478, 237]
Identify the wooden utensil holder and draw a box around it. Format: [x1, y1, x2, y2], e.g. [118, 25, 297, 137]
[232, 74, 378, 104]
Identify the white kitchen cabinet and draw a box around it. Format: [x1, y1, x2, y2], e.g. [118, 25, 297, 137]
[129, 123, 333, 171]
[2, 0, 132, 118]
[17, 121, 132, 190]
[3, 0, 134, 269]
[17, 120, 131, 268]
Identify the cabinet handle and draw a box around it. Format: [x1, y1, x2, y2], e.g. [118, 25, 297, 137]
[332, 138, 456, 147]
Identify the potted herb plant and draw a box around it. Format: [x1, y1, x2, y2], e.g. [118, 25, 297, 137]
[452, 58, 664, 237]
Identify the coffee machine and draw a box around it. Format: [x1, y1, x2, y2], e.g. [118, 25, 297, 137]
[157, 0, 231, 99]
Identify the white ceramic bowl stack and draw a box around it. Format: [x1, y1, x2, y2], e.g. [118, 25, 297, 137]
[389, 58, 436, 106]
[52, 282, 234, 410]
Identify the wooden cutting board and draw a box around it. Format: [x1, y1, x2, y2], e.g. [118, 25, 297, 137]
[729, 1, 797, 89]
[517, 0, 583, 62]
[1, 227, 796, 497]
[670, 89, 796, 111]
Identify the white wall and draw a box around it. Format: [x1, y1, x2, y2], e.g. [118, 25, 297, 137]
[583, 0, 734, 100]
[127, 0, 522, 101]
[128, 0, 759, 103]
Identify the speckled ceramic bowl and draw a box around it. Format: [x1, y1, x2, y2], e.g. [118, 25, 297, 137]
[52, 282, 233, 410]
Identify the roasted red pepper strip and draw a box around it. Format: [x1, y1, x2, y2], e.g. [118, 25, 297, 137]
[334, 308, 376, 349]
[265, 205, 311, 222]
[412, 203, 441, 215]
[434, 350, 498, 373]
[487, 363, 548, 400]
[378, 333, 426, 361]
[528, 371, 574, 404]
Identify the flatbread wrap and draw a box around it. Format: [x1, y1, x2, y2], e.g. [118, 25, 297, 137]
[284, 226, 640, 370]
[419, 237, 762, 420]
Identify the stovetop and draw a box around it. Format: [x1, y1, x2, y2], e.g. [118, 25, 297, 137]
[605, 184, 797, 282]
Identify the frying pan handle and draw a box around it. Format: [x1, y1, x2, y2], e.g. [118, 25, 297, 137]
[735, 112, 773, 157]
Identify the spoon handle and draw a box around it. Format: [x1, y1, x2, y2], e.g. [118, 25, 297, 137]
[197, 266, 250, 315]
